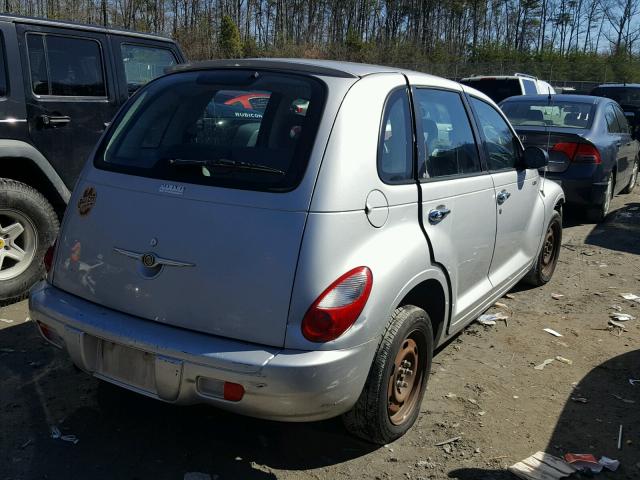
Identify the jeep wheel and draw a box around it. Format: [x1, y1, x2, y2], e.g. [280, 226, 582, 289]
[342, 305, 433, 445]
[522, 210, 562, 287]
[0, 179, 59, 305]
[621, 158, 638, 194]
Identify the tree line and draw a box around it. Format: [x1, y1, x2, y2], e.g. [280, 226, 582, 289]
[2, 0, 639, 82]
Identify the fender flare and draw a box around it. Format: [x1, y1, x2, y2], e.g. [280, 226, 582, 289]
[388, 267, 451, 346]
[0, 139, 71, 203]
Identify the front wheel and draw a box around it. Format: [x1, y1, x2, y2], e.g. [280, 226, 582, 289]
[0, 179, 59, 305]
[621, 159, 638, 194]
[522, 210, 562, 287]
[342, 305, 433, 445]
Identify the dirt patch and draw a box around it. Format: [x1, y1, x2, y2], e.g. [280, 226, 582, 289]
[1, 190, 639, 480]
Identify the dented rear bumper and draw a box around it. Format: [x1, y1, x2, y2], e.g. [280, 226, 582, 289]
[29, 281, 376, 422]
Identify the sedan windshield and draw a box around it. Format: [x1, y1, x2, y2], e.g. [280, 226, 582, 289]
[501, 100, 595, 129]
[96, 70, 326, 192]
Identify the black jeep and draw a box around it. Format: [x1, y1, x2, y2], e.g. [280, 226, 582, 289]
[0, 14, 184, 304]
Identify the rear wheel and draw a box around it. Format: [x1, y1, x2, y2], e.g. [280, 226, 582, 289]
[587, 173, 613, 223]
[522, 210, 562, 287]
[342, 305, 433, 445]
[621, 158, 638, 194]
[0, 179, 58, 305]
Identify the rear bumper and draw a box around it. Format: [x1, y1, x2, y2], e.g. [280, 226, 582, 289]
[546, 166, 606, 206]
[28, 282, 376, 422]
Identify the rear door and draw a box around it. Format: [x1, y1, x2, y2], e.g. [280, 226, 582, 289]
[414, 88, 496, 326]
[17, 24, 118, 189]
[468, 96, 544, 288]
[109, 35, 182, 104]
[612, 103, 635, 186]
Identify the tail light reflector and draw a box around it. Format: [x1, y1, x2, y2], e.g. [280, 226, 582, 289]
[551, 142, 601, 164]
[302, 267, 373, 342]
[223, 382, 245, 402]
[44, 240, 57, 273]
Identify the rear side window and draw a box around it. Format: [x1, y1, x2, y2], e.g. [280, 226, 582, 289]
[605, 105, 621, 133]
[613, 105, 630, 134]
[414, 89, 480, 179]
[378, 88, 413, 183]
[522, 79, 537, 95]
[470, 97, 520, 171]
[120, 44, 177, 94]
[97, 70, 325, 192]
[27, 33, 106, 97]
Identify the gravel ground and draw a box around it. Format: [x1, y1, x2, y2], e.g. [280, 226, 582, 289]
[1, 188, 639, 480]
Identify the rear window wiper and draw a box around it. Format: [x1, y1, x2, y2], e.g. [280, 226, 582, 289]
[167, 158, 285, 175]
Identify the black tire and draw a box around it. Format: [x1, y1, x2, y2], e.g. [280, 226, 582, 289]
[342, 305, 433, 445]
[522, 210, 562, 287]
[621, 158, 638, 194]
[586, 173, 613, 223]
[0, 179, 59, 305]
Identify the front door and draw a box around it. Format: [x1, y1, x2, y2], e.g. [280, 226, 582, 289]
[414, 88, 497, 326]
[18, 24, 119, 189]
[468, 96, 545, 288]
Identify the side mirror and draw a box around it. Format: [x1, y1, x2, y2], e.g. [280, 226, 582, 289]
[523, 146, 549, 169]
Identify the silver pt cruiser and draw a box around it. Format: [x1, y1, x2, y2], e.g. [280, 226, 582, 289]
[30, 59, 564, 444]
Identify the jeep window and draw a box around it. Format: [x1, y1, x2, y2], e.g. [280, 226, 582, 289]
[378, 88, 413, 183]
[121, 44, 177, 94]
[26, 34, 106, 97]
[470, 97, 520, 171]
[591, 87, 640, 109]
[460, 78, 522, 103]
[97, 70, 325, 192]
[0, 34, 7, 96]
[414, 89, 481, 179]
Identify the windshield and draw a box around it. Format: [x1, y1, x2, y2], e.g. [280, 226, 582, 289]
[96, 70, 326, 192]
[460, 78, 522, 103]
[591, 87, 640, 109]
[501, 100, 595, 129]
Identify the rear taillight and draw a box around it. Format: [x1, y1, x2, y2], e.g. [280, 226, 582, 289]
[44, 240, 56, 273]
[551, 142, 601, 164]
[302, 267, 373, 342]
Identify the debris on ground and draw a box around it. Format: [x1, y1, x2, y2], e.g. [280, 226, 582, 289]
[0, 318, 13, 324]
[534, 358, 555, 370]
[620, 293, 640, 303]
[612, 394, 635, 404]
[611, 304, 623, 312]
[570, 396, 588, 403]
[608, 319, 628, 332]
[551, 293, 564, 300]
[50, 426, 79, 444]
[434, 436, 461, 447]
[509, 451, 577, 480]
[505, 293, 516, 299]
[184, 473, 213, 480]
[609, 312, 635, 321]
[618, 425, 623, 450]
[543, 328, 563, 337]
[599, 456, 620, 472]
[630, 379, 640, 386]
[555, 356, 573, 365]
[494, 301, 509, 309]
[477, 312, 508, 326]
[564, 453, 602, 473]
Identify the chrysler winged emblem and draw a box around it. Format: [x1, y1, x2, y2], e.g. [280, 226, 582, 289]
[113, 247, 194, 268]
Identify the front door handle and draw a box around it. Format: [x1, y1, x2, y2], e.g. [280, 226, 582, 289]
[497, 190, 511, 205]
[428, 206, 451, 224]
[41, 114, 71, 127]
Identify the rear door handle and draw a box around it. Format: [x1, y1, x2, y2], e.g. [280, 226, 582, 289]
[497, 190, 511, 205]
[41, 114, 71, 127]
[428, 206, 451, 224]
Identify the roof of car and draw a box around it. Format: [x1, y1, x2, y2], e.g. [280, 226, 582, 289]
[502, 94, 605, 104]
[0, 13, 175, 42]
[168, 58, 450, 81]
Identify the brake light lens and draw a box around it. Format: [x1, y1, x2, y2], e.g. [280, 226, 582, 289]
[551, 142, 601, 164]
[44, 240, 57, 273]
[302, 267, 373, 342]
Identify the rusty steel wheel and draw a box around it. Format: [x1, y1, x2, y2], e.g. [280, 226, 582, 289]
[343, 305, 433, 445]
[540, 220, 560, 279]
[387, 335, 424, 425]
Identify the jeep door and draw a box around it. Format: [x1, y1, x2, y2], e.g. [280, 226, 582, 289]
[468, 96, 544, 287]
[17, 24, 119, 189]
[414, 87, 497, 327]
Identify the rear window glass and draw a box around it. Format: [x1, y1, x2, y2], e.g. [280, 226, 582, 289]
[96, 70, 325, 192]
[501, 100, 595, 129]
[460, 78, 521, 103]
